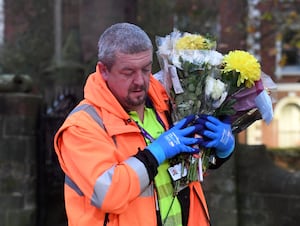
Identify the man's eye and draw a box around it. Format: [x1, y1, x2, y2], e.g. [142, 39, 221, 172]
[122, 71, 134, 76]
[142, 68, 151, 74]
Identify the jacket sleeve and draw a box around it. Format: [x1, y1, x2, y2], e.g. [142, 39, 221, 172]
[55, 117, 157, 214]
[135, 149, 159, 180]
[208, 151, 233, 169]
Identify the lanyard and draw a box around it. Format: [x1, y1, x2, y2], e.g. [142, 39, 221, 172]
[136, 123, 156, 143]
[136, 122, 155, 143]
[132, 108, 166, 143]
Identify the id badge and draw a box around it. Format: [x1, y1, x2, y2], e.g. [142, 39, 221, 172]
[168, 163, 187, 181]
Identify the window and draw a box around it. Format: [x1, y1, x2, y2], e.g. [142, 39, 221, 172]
[275, 26, 300, 77]
[278, 102, 300, 147]
[282, 29, 300, 65]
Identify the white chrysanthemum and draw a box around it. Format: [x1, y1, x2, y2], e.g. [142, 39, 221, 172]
[205, 76, 228, 108]
[171, 50, 223, 70]
[204, 50, 224, 66]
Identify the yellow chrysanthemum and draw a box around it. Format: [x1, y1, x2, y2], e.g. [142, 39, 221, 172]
[175, 34, 211, 50]
[222, 50, 261, 88]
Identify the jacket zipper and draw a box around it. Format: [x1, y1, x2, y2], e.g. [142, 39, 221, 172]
[103, 213, 109, 226]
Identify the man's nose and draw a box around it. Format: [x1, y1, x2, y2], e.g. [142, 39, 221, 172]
[133, 71, 145, 84]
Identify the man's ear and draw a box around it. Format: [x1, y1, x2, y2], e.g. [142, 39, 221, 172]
[97, 62, 108, 80]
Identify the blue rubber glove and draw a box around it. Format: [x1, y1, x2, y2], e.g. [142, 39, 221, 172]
[196, 115, 235, 158]
[147, 115, 204, 164]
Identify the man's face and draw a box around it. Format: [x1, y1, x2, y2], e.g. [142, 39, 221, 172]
[99, 50, 153, 111]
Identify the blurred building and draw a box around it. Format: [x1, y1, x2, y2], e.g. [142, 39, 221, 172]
[0, 1, 299, 226]
[0, 0, 3, 44]
[1, 0, 299, 147]
[238, 1, 300, 148]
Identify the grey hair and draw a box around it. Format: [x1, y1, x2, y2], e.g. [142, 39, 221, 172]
[97, 23, 153, 70]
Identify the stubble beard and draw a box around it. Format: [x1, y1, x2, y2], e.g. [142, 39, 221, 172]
[126, 84, 148, 107]
[126, 91, 147, 107]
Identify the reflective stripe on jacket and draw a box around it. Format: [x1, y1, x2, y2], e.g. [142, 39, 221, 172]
[54, 66, 210, 226]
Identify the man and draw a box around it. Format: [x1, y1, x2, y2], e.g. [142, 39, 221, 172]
[54, 22, 234, 226]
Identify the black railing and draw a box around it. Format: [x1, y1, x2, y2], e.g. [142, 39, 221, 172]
[37, 92, 78, 226]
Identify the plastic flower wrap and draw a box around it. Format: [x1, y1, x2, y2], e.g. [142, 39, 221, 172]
[218, 50, 276, 126]
[155, 30, 276, 192]
[156, 30, 224, 121]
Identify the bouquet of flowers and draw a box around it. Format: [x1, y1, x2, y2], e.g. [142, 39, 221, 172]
[155, 30, 276, 191]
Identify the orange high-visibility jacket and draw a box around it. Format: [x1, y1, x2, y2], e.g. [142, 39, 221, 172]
[54, 66, 210, 226]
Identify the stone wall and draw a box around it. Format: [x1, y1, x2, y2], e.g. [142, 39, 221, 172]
[203, 144, 300, 226]
[235, 144, 300, 226]
[202, 154, 238, 226]
[0, 93, 42, 226]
